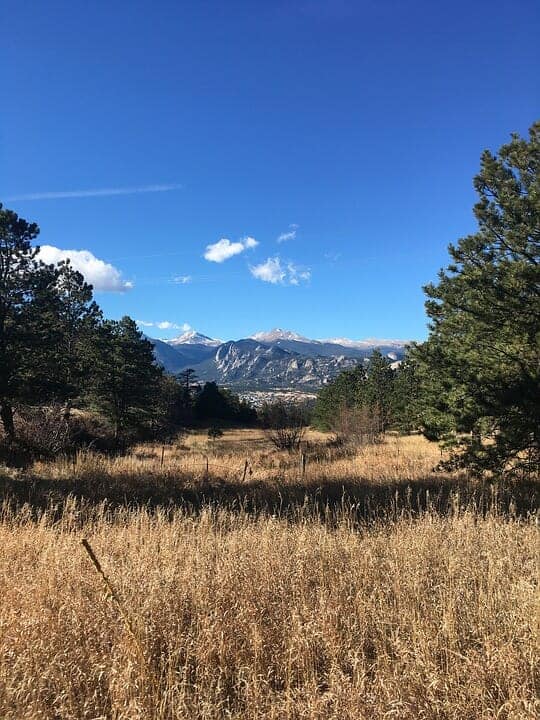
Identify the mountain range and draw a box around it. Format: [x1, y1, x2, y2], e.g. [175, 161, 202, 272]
[149, 329, 409, 390]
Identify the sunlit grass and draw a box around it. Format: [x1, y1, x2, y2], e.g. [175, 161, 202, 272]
[0, 431, 537, 719]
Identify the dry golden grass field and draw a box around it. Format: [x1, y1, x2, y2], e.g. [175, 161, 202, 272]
[0, 431, 538, 719]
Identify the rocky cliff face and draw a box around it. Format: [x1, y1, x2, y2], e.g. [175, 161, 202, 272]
[209, 340, 358, 388]
[150, 329, 408, 390]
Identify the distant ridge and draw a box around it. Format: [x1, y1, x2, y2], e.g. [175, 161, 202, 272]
[321, 337, 408, 349]
[149, 327, 410, 391]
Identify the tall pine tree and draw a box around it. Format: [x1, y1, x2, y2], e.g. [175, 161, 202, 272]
[415, 121, 540, 478]
[0, 204, 58, 438]
[362, 350, 395, 433]
[90, 316, 162, 448]
[45, 260, 102, 417]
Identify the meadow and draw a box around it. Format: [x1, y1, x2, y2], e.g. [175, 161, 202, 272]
[0, 432, 538, 719]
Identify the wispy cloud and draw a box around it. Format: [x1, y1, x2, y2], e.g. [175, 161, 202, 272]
[5, 183, 183, 201]
[288, 264, 311, 286]
[204, 236, 258, 263]
[172, 275, 192, 284]
[38, 245, 133, 292]
[137, 320, 191, 331]
[250, 256, 311, 285]
[277, 223, 299, 243]
[324, 251, 342, 262]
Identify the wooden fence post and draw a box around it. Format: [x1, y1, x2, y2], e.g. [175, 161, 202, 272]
[242, 459, 249, 482]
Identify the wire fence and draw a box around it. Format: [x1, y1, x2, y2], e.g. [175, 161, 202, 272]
[151, 446, 309, 480]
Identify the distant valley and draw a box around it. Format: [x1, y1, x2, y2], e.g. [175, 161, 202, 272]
[149, 329, 409, 391]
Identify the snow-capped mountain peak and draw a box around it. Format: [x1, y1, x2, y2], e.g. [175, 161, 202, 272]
[250, 328, 312, 343]
[168, 330, 221, 347]
[321, 337, 408, 349]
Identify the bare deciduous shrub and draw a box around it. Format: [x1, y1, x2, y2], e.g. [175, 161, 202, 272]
[15, 405, 72, 457]
[0, 407, 123, 464]
[260, 401, 307, 452]
[333, 402, 385, 447]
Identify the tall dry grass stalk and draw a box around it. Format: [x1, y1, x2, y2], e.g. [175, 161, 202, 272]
[0, 433, 538, 718]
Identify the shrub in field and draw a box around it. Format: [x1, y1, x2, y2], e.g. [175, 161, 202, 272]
[260, 401, 307, 452]
[207, 425, 224, 444]
[331, 403, 385, 447]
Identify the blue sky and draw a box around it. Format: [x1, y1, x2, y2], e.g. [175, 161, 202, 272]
[2, 1, 538, 342]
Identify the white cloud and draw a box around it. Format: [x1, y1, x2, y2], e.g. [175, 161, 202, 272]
[204, 236, 259, 263]
[136, 320, 191, 331]
[250, 257, 285, 284]
[277, 231, 296, 243]
[38, 245, 133, 292]
[250, 257, 311, 286]
[6, 183, 183, 201]
[277, 224, 298, 243]
[204, 239, 244, 263]
[172, 275, 192, 284]
[156, 321, 177, 330]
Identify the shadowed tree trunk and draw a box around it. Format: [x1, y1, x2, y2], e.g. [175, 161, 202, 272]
[0, 402, 15, 440]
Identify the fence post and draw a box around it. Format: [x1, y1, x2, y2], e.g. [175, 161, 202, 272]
[242, 459, 249, 482]
[205, 455, 209, 478]
[160, 445, 165, 468]
[301, 453, 306, 478]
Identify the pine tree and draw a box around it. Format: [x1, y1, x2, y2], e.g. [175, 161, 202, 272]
[90, 316, 162, 448]
[176, 367, 198, 424]
[194, 381, 230, 421]
[391, 355, 423, 434]
[152, 374, 186, 440]
[0, 204, 58, 438]
[312, 365, 366, 431]
[313, 353, 397, 437]
[46, 260, 102, 416]
[416, 121, 540, 477]
[362, 350, 395, 433]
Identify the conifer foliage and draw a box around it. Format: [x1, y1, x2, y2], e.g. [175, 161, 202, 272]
[0, 202, 258, 456]
[0, 204, 166, 452]
[313, 351, 411, 441]
[0, 204, 52, 438]
[89, 317, 162, 448]
[415, 122, 540, 477]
